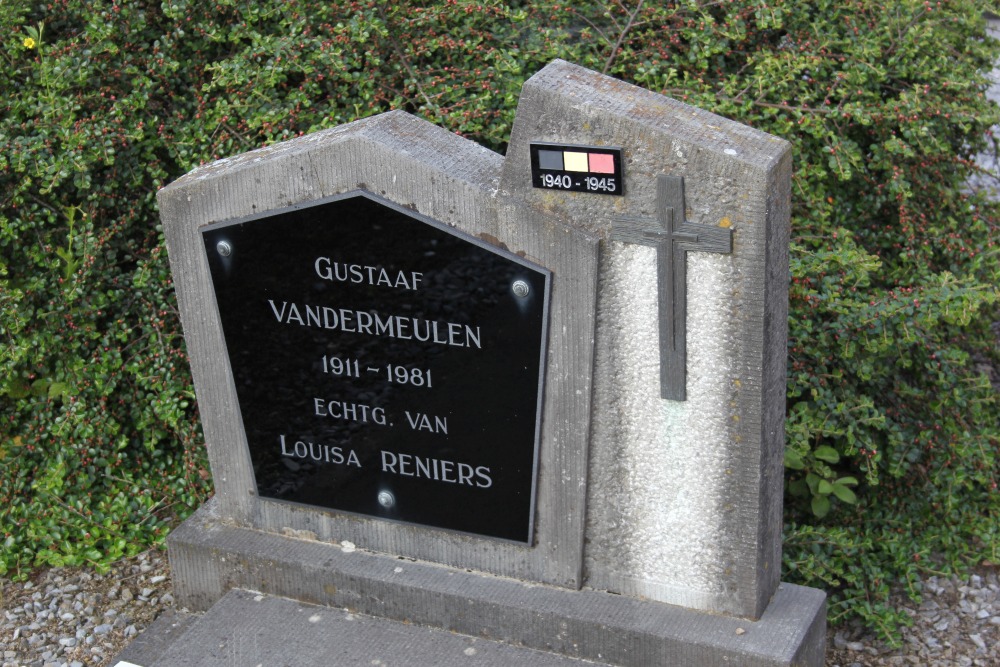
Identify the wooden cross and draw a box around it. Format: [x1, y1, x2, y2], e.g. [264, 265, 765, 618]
[612, 175, 733, 401]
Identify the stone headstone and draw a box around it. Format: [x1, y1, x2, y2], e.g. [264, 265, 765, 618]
[502, 61, 793, 619]
[122, 60, 825, 666]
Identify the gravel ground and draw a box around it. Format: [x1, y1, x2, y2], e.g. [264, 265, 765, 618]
[826, 566, 1000, 667]
[1, 551, 169, 667]
[1, 549, 997, 666]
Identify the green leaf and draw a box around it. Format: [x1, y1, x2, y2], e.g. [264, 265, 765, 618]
[813, 446, 840, 463]
[831, 484, 858, 504]
[30, 379, 51, 397]
[811, 494, 831, 518]
[805, 472, 821, 495]
[784, 449, 805, 470]
[788, 478, 809, 497]
[48, 382, 72, 399]
[817, 479, 834, 495]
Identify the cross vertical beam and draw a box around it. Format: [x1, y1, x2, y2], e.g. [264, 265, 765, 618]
[612, 175, 733, 401]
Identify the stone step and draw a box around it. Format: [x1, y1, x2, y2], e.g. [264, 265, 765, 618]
[158, 505, 825, 666]
[111, 588, 613, 667]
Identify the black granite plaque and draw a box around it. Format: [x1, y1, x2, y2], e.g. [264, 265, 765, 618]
[202, 192, 550, 543]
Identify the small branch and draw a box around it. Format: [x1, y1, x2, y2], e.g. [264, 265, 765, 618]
[570, 10, 611, 45]
[376, 4, 434, 111]
[602, 0, 645, 75]
[754, 100, 838, 115]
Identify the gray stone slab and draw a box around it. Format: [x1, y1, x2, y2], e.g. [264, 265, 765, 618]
[167, 502, 826, 666]
[112, 608, 198, 666]
[501, 59, 792, 619]
[122, 589, 614, 667]
[158, 109, 600, 590]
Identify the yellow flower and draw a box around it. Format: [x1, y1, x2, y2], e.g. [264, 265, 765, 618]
[23, 36, 36, 49]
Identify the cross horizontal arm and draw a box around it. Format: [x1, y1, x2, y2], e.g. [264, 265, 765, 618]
[676, 222, 732, 254]
[611, 219, 732, 251]
[610, 218, 661, 246]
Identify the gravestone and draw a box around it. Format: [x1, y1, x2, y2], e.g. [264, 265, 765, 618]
[115, 60, 826, 666]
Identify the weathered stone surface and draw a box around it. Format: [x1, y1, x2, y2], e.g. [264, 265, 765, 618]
[501, 60, 792, 619]
[153, 59, 822, 666]
[162, 503, 825, 667]
[159, 109, 600, 589]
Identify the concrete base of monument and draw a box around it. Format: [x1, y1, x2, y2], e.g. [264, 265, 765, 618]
[111, 590, 614, 666]
[123, 500, 826, 666]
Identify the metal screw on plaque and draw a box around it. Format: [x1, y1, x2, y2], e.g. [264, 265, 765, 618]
[511, 279, 530, 298]
[377, 490, 395, 509]
[216, 240, 233, 257]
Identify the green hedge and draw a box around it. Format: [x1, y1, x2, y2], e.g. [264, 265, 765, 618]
[2, 0, 997, 640]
